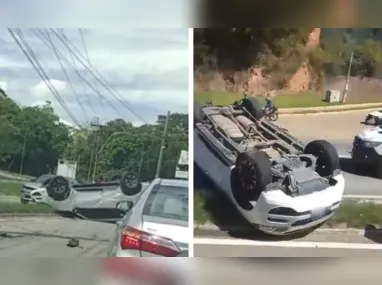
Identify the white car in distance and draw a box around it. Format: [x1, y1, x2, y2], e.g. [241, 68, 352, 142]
[106, 178, 189, 257]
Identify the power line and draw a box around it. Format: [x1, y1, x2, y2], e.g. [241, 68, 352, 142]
[77, 28, 104, 111]
[15, 29, 81, 126]
[32, 29, 126, 118]
[42, 29, 89, 120]
[8, 29, 81, 127]
[59, 28, 96, 114]
[50, 28, 148, 124]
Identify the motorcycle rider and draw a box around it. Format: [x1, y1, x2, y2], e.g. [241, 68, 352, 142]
[264, 93, 273, 112]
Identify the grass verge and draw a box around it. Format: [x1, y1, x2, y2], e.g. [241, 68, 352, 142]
[0, 180, 22, 196]
[195, 91, 379, 109]
[325, 200, 382, 228]
[0, 202, 54, 214]
[194, 191, 382, 229]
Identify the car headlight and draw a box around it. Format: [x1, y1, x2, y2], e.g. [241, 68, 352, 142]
[363, 141, 382, 148]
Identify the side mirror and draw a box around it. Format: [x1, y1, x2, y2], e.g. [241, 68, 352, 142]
[116, 201, 134, 212]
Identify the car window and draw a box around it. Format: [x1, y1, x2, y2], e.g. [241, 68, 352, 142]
[143, 185, 188, 222]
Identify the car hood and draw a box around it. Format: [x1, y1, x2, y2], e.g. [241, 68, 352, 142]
[22, 182, 43, 189]
[358, 126, 382, 142]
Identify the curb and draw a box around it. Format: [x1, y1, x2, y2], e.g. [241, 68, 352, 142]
[193, 223, 371, 234]
[0, 213, 58, 218]
[279, 103, 382, 115]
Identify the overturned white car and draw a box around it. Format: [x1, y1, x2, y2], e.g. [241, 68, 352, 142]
[194, 97, 345, 236]
[21, 172, 148, 221]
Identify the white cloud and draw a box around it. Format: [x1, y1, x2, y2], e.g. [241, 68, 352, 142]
[0, 80, 7, 91]
[31, 79, 67, 98]
[0, 0, 191, 28]
[0, 28, 189, 125]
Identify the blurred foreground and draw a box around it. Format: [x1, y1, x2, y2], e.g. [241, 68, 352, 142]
[0, 258, 381, 285]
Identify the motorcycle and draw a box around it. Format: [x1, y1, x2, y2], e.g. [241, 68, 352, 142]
[264, 105, 279, 121]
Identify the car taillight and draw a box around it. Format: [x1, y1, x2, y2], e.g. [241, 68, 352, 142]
[120, 226, 180, 257]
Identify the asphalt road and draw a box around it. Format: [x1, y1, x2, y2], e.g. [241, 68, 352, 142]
[0, 217, 114, 257]
[194, 229, 382, 257]
[196, 259, 382, 284]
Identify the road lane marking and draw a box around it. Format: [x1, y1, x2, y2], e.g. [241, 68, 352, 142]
[193, 238, 382, 250]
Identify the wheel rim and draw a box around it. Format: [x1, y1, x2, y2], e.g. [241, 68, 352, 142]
[51, 177, 67, 194]
[315, 149, 327, 173]
[237, 159, 257, 191]
[124, 174, 138, 188]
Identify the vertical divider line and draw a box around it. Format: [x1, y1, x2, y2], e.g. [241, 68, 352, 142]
[188, 27, 195, 258]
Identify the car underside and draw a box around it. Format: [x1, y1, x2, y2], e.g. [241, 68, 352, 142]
[24, 172, 145, 222]
[195, 100, 340, 200]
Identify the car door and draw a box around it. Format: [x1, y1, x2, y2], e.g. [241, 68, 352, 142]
[106, 201, 135, 256]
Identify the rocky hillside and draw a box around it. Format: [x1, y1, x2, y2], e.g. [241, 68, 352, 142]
[194, 28, 382, 95]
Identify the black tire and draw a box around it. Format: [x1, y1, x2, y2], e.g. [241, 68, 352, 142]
[232, 151, 272, 201]
[241, 97, 264, 120]
[46, 176, 71, 201]
[194, 101, 204, 124]
[268, 111, 278, 121]
[120, 172, 142, 196]
[304, 140, 339, 177]
[375, 161, 382, 179]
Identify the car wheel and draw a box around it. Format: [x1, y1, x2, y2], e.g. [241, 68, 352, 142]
[233, 151, 272, 201]
[304, 140, 339, 177]
[268, 111, 278, 121]
[194, 100, 204, 125]
[241, 97, 264, 120]
[46, 176, 71, 201]
[120, 171, 142, 196]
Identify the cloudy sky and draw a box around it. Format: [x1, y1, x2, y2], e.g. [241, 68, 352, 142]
[0, 28, 189, 126]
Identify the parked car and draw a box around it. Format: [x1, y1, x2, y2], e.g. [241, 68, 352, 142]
[194, 97, 345, 236]
[352, 125, 382, 178]
[106, 178, 189, 257]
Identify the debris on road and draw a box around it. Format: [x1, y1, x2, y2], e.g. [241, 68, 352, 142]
[67, 238, 80, 248]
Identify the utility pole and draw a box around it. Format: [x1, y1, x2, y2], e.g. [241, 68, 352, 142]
[19, 131, 27, 175]
[155, 111, 170, 178]
[342, 51, 354, 104]
[138, 146, 145, 177]
[90, 117, 102, 183]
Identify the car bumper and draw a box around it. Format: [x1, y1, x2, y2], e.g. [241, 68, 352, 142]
[20, 187, 42, 202]
[240, 173, 345, 235]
